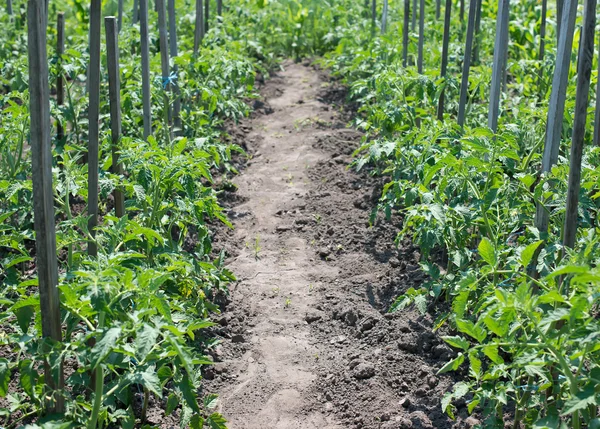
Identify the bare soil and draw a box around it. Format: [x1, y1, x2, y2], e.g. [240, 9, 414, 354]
[206, 62, 480, 429]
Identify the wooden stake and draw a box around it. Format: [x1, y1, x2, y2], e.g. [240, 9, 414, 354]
[7, 0, 12, 15]
[204, 0, 209, 33]
[557, 0, 563, 41]
[194, 0, 204, 55]
[27, 0, 64, 413]
[487, 0, 509, 133]
[460, 0, 465, 22]
[88, 0, 101, 257]
[217, 0, 222, 16]
[412, 0, 416, 31]
[381, 0, 388, 34]
[563, 0, 596, 249]
[472, 0, 482, 64]
[118, 0, 123, 30]
[168, 0, 181, 130]
[156, 0, 171, 127]
[417, 0, 424, 73]
[537, 0, 548, 94]
[436, 0, 440, 19]
[593, 34, 600, 147]
[437, 0, 452, 121]
[57, 12, 65, 143]
[458, 0, 478, 127]
[535, 0, 578, 235]
[140, 0, 152, 139]
[133, 0, 139, 24]
[403, 0, 409, 66]
[105, 17, 125, 218]
[372, 0, 377, 34]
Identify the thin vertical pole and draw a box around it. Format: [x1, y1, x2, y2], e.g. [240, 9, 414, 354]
[403, 0, 409, 66]
[487, 0, 509, 133]
[7, 0, 12, 15]
[437, 0, 452, 120]
[204, 0, 209, 33]
[458, 0, 478, 127]
[417, 0, 424, 73]
[118, 0, 124, 30]
[133, 0, 139, 24]
[27, 0, 64, 413]
[372, 0, 377, 34]
[88, 0, 101, 257]
[535, 0, 578, 235]
[57, 12, 65, 143]
[537, 0, 548, 94]
[436, 0, 441, 19]
[194, 0, 204, 54]
[168, 0, 181, 130]
[381, 0, 388, 34]
[157, 0, 171, 127]
[105, 17, 125, 219]
[473, 0, 482, 64]
[140, 0, 152, 139]
[557, 0, 563, 42]
[217, 0, 222, 16]
[460, 0, 465, 22]
[593, 34, 600, 147]
[412, 0, 417, 31]
[563, 0, 596, 249]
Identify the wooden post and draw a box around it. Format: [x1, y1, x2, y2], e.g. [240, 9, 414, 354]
[88, 0, 101, 257]
[140, 0, 152, 139]
[535, 0, 578, 235]
[27, 0, 64, 413]
[133, 0, 139, 24]
[458, 0, 478, 127]
[381, 0, 388, 34]
[563, 0, 596, 249]
[156, 0, 171, 127]
[537, 0, 548, 94]
[472, 0, 482, 64]
[56, 12, 65, 143]
[436, 0, 441, 19]
[437, 0, 452, 120]
[593, 34, 600, 147]
[402, 0, 409, 65]
[460, 0, 465, 21]
[105, 17, 125, 218]
[194, 0, 204, 55]
[217, 0, 222, 16]
[417, 0, 424, 73]
[412, 0, 416, 31]
[372, 0, 376, 34]
[487, 0, 509, 133]
[557, 0, 563, 42]
[168, 0, 181, 130]
[118, 0, 124, 30]
[7, 0, 12, 15]
[204, 0, 209, 33]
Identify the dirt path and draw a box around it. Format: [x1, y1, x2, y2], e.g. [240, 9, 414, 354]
[207, 62, 475, 429]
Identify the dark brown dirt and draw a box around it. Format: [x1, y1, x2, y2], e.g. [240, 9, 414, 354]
[206, 62, 480, 429]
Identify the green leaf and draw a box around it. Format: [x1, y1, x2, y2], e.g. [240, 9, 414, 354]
[14, 305, 34, 333]
[190, 415, 205, 429]
[561, 385, 598, 416]
[0, 359, 9, 397]
[483, 315, 508, 337]
[441, 392, 454, 418]
[166, 393, 179, 416]
[207, 413, 228, 429]
[204, 393, 219, 409]
[456, 319, 487, 343]
[482, 345, 504, 365]
[90, 327, 121, 370]
[519, 240, 544, 268]
[478, 238, 496, 267]
[125, 367, 163, 398]
[177, 374, 200, 413]
[443, 336, 470, 351]
[468, 352, 482, 380]
[437, 353, 465, 374]
[135, 324, 159, 363]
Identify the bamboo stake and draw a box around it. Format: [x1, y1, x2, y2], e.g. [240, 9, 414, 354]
[140, 0, 152, 139]
[168, 0, 181, 130]
[194, 0, 204, 55]
[27, 0, 64, 413]
[403, 0, 409, 66]
[458, 0, 478, 127]
[157, 0, 172, 129]
[381, 0, 388, 34]
[57, 12, 65, 143]
[437, 0, 452, 120]
[88, 0, 101, 257]
[535, 0, 578, 235]
[487, 0, 509, 133]
[105, 17, 125, 218]
[563, 0, 596, 249]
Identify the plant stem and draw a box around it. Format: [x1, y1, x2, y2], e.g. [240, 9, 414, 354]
[88, 312, 105, 429]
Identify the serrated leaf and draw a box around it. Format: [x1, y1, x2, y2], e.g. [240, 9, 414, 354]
[125, 367, 163, 398]
[14, 305, 34, 333]
[482, 315, 508, 337]
[519, 240, 544, 268]
[482, 345, 504, 365]
[561, 385, 598, 416]
[443, 336, 469, 351]
[90, 327, 121, 370]
[437, 353, 465, 374]
[135, 324, 159, 363]
[166, 393, 179, 416]
[207, 413, 228, 429]
[456, 319, 487, 343]
[478, 237, 496, 267]
[204, 393, 219, 409]
[0, 359, 9, 397]
[190, 415, 205, 429]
